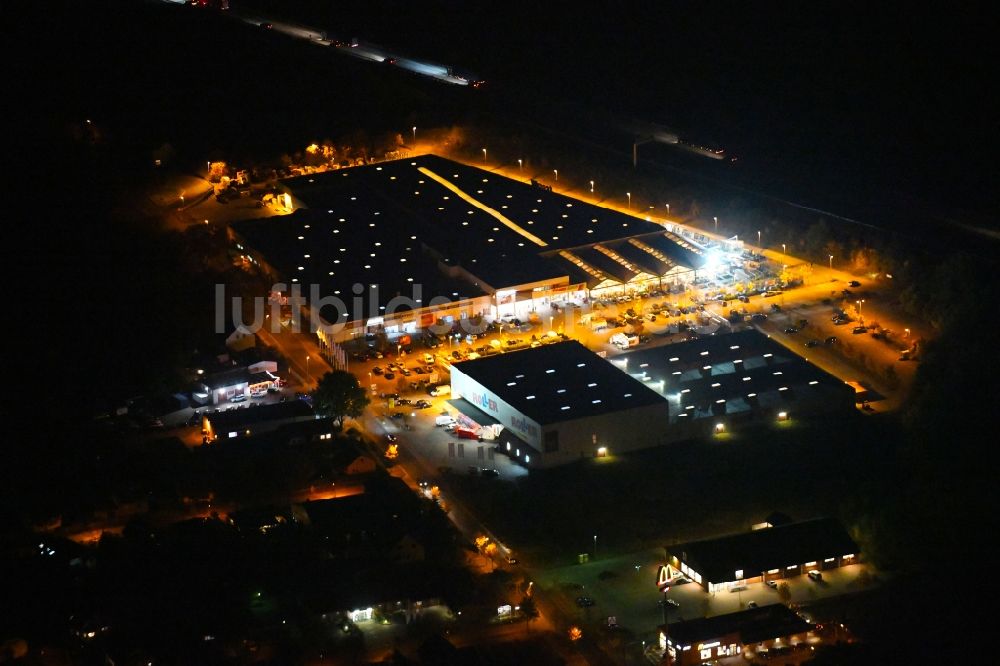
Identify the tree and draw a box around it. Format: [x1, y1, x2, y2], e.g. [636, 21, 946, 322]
[311, 371, 370, 427]
[777, 582, 792, 605]
[518, 596, 538, 633]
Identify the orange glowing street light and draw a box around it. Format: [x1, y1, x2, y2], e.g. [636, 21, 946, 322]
[518, 158, 523, 171]
[626, 192, 631, 210]
[589, 179, 594, 193]
[553, 169, 558, 181]
[482, 148, 487, 164]
[412, 126, 416, 142]
[828, 254, 834, 269]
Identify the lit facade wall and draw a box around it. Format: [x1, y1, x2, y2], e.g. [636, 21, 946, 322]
[670, 553, 860, 592]
[539, 401, 671, 466]
[451, 365, 671, 468]
[450, 365, 542, 450]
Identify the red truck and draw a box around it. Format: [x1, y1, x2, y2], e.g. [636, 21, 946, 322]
[453, 426, 480, 440]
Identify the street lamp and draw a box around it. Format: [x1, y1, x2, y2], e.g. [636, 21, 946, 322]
[828, 254, 834, 269]
[553, 169, 558, 181]
[757, 230, 761, 246]
[713, 216, 718, 232]
[665, 203, 670, 215]
[589, 180, 594, 193]
[904, 328, 910, 338]
[782, 243, 786, 255]
[518, 158, 523, 171]
[306, 355, 310, 379]
[593, 535, 597, 560]
[626, 192, 631, 210]
[412, 126, 416, 143]
[482, 148, 487, 164]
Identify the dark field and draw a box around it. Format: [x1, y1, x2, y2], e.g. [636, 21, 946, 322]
[444, 411, 899, 565]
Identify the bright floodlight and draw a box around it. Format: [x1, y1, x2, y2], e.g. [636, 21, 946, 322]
[703, 248, 723, 276]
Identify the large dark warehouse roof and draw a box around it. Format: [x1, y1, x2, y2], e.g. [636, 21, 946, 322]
[233, 155, 703, 312]
[450, 340, 667, 425]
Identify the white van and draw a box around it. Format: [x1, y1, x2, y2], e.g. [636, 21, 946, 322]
[429, 385, 451, 397]
[435, 415, 457, 427]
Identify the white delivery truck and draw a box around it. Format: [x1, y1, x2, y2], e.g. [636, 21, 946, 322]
[435, 414, 457, 427]
[610, 333, 638, 349]
[429, 384, 451, 397]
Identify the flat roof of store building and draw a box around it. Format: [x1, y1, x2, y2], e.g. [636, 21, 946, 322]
[451, 340, 667, 425]
[613, 330, 855, 422]
[232, 155, 703, 318]
[664, 604, 811, 647]
[232, 207, 485, 322]
[667, 518, 859, 585]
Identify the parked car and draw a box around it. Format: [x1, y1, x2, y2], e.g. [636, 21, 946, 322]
[852, 326, 868, 334]
[575, 596, 596, 607]
[766, 580, 778, 589]
[783, 327, 797, 334]
[849, 280, 861, 287]
[808, 570, 823, 581]
[414, 399, 431, 409]
[480, 468, 500, 479]
[805, 340, 820, 347]
[658, 598, 680, 608]
[423, 353, 434, 364]
[747, 600, 758, 609]
[372, 366, 384, 375]
[384, 372, 395, 380]
[825, 336, 838, 345]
